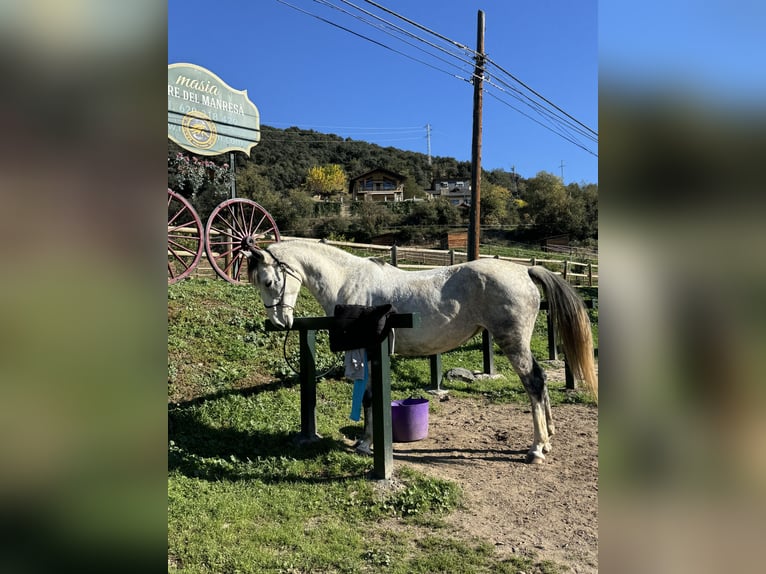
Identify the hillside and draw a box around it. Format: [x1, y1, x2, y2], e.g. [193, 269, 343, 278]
[170, 124, 527, 195]
[168, 125, 597, 246]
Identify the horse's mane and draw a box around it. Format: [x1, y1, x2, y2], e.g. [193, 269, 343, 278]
[268, 239, 371, 266]
[367, 256, 389, 267]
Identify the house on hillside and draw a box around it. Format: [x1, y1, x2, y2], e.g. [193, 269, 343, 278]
[350, 168, 405, 202]
[431, 178, 472, 207]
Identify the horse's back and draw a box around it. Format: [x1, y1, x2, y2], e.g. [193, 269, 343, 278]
[370, 258, 540, 356]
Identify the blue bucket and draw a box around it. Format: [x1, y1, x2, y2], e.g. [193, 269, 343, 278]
[391, 398, 429, 442]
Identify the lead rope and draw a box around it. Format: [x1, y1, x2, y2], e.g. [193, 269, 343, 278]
[280, 325, 343, 380]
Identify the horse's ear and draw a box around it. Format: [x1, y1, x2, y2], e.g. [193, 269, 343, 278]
[240, 237, 266, 262]
[245, 248, 268, 264]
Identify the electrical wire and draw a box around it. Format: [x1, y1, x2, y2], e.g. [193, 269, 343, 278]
[361, 0, 477, 56]
[285, 0, 597, 151]
[484, 89, 597, 157]
[332, 0, 476, 72]
[275, 0, 469, 81]
[485, 58, 598, 137]
[315, 7, 594, 149]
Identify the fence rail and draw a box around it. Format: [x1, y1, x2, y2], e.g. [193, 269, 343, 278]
[283, 237, 598, 287]
[185, 236, 598, 286]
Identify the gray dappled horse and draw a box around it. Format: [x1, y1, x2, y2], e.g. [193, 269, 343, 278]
[242, 238, 597, 464]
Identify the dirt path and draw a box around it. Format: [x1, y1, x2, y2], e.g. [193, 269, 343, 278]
[392, 396, 598, 573]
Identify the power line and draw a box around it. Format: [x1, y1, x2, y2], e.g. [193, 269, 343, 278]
[483, 90, 597, 157]
[266, 123, 423, 131]
[332, 0, 476, 71]
[315, 0, 473, 75]
[276, 0, 597, 154]
[483, 73, 598, 143]
[481, 77, 598, 156]
[275, 0, 469, 81]
[485, 58, 598, 137]
[361, 0, 477, 56]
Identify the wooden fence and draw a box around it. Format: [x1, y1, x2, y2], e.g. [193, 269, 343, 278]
[187, 236, 598, 287]
[288, 237, 599, 287]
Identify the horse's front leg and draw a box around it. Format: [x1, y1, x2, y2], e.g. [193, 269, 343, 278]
[354, 383, 374, 455]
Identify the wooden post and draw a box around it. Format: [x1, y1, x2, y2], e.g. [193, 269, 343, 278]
[449, 249, 455, 265]
[369, 336, 393, 480]
[265, 314, 418, 480]
[298, 329, 319, 442]
[545, 302, 558, 361]
[429, 354, 442, 390]
[391, 245, 398, 267]
[467, 10, 485, 262]
[587, 263, 593, 286]
[482, 330, 495, 375]
[565, 360, 575, 390]
[230, 152, 236, 199]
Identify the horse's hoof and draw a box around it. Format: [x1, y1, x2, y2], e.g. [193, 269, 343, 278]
[525, 451, 546, 464]
[355, 445, 373, 456]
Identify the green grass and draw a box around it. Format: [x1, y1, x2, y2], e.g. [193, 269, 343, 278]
[168, 277, 595, 573]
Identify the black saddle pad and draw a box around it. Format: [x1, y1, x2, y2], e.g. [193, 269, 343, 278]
[329, 304, 396, 353]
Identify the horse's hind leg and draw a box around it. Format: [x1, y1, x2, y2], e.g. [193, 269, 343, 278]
[522, 358, 554, 462]
[543, 386, 556, 438]
[498, 337, 553, 463]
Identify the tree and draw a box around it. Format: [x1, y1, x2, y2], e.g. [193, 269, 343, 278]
[305, 164, 348, 199]
[351, 201, 392, 241]
[236, 162, 273, 201]
[522, 171, 584, 237]
[480, 182, 511, 225]
[403, 198, 461, 227]
[403, 175, 425, 199]
[167, 151, 233, 221]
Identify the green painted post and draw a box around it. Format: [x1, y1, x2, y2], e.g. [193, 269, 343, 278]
[369, 337, 393, 480]
[482, 329, 495, 374]
[565, 360, 575, 390]
[298, 329, 319, 442]
[429, 354, 442, 389]
[543, 301, 558, 361]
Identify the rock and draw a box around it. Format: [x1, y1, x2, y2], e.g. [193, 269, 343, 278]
[445, 367, 476, 382]
[473, 373, 504, 380]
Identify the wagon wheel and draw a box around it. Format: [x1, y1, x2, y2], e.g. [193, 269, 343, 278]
[168, 188, 204, 284]
[204, 198, 280, 284]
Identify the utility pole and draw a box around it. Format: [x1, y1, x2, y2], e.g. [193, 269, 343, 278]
[559, 160, 565, 182]
[425, 123, 432, 166]
[468, 10, 485, 262]
[468, 10, 494, 376]
[511, 164, 517, 196]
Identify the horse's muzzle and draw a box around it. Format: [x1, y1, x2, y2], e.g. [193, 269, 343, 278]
[267, 308, 294, 330]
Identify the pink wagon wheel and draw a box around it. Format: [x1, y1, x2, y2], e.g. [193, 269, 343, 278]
[168, 188, 204, 285]
[204, 198, 280, 284]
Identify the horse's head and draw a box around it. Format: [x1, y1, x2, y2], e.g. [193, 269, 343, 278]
[240, 238, 301, 329]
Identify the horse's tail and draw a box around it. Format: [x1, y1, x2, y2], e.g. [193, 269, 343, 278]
[528, 266, 598, 402]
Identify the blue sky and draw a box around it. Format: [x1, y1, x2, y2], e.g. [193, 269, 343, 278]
[168, 0, 598, 185]
[600, 1, 766, 106]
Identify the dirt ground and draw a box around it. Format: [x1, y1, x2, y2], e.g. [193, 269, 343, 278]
[390, 368, 598, 573]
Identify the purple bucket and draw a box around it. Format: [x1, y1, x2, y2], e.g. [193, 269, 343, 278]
[391, 398, 429, 442]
